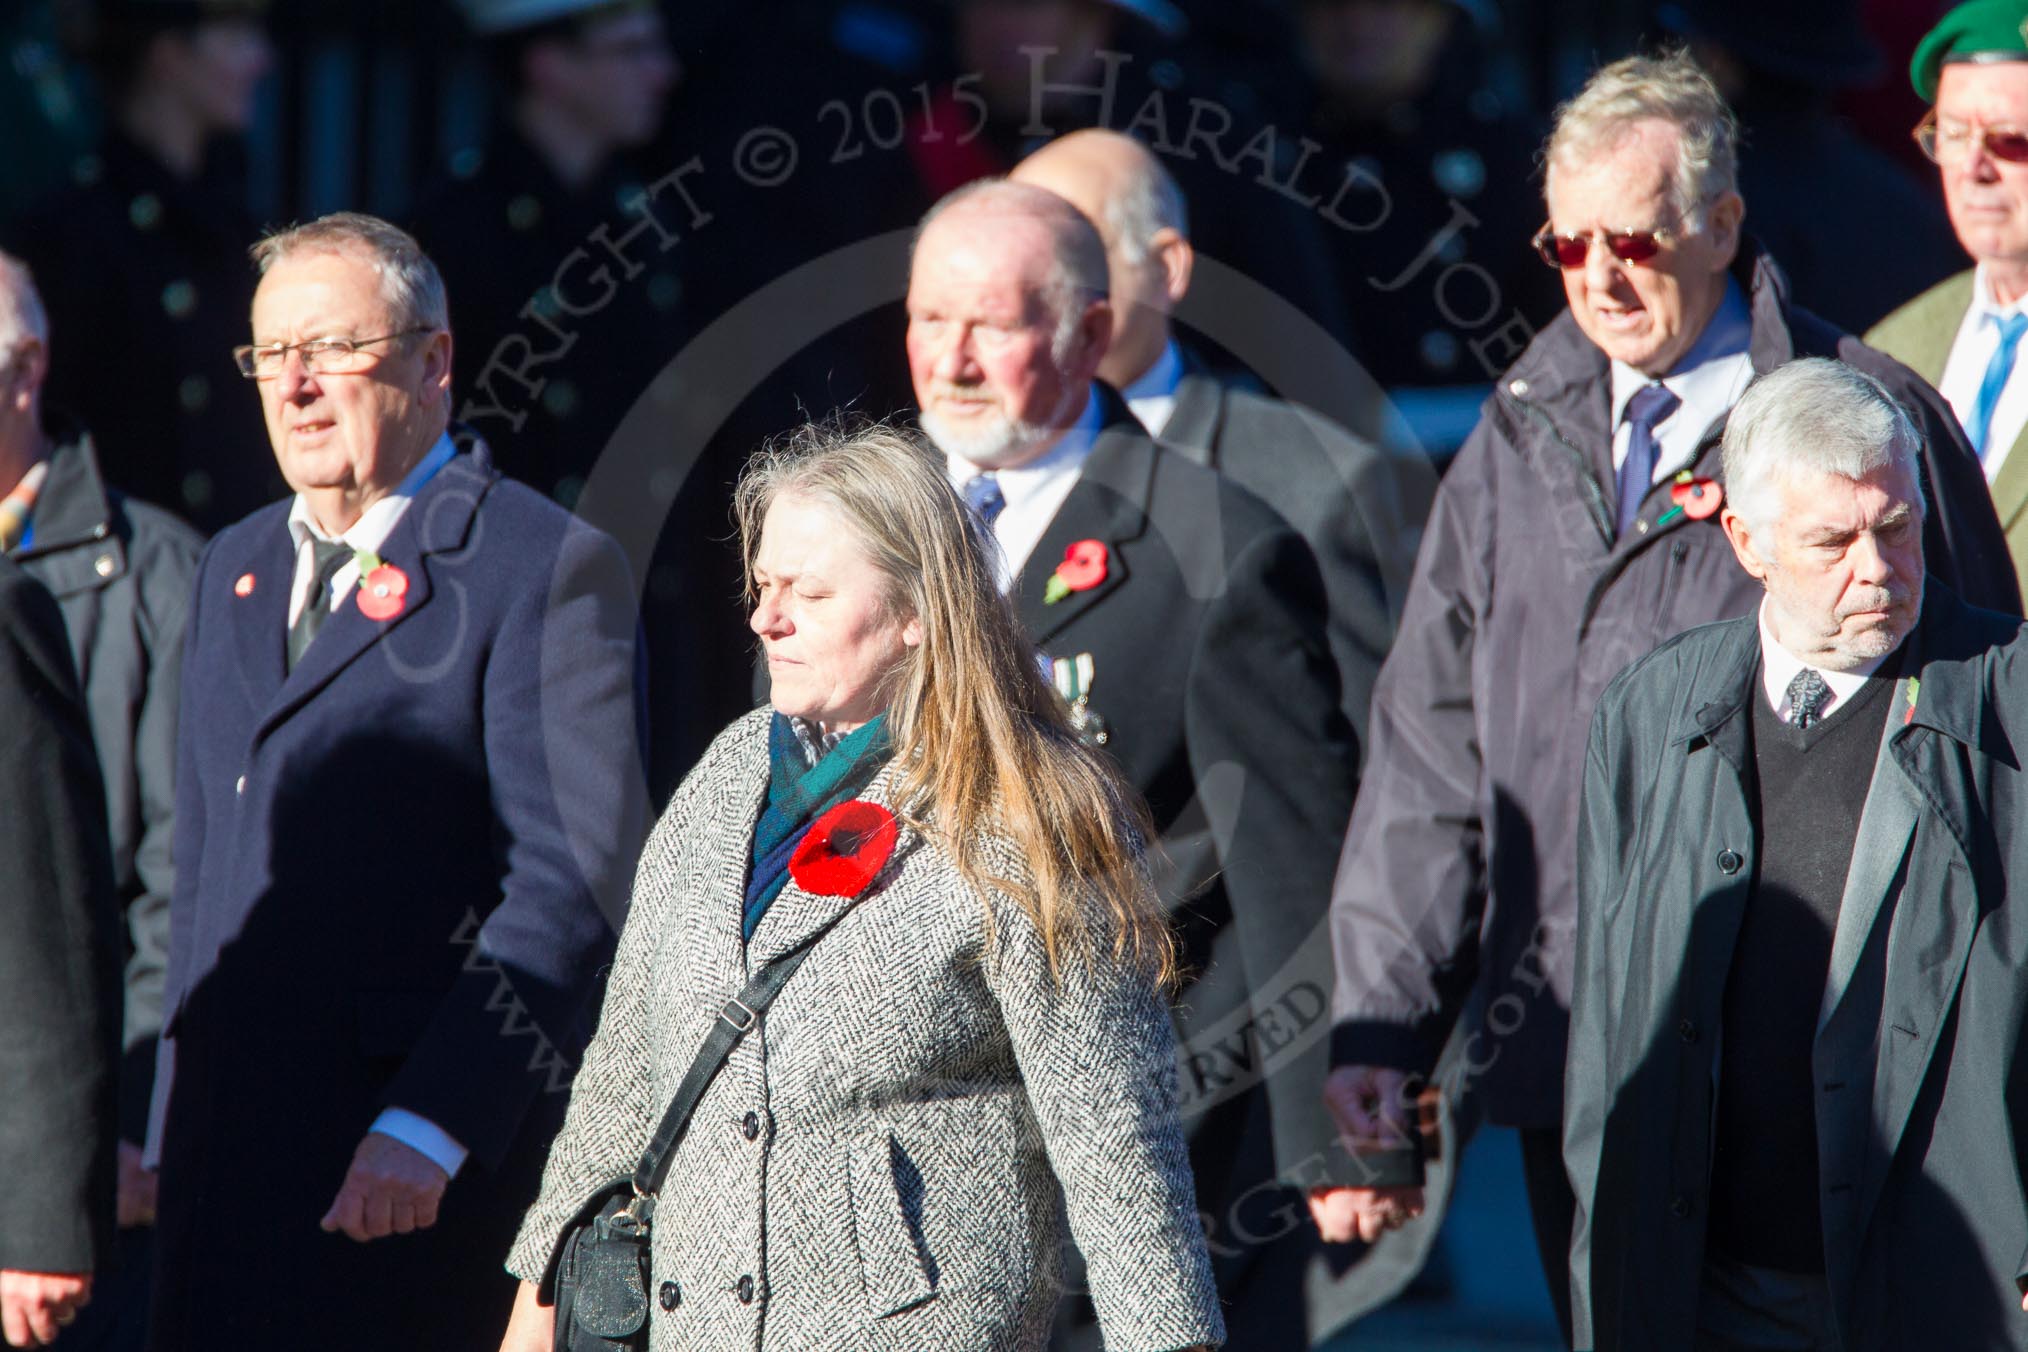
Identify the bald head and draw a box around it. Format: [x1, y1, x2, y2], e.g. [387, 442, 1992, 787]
[906, 179, 1113, 470]
[1011, 129, 1192, 388]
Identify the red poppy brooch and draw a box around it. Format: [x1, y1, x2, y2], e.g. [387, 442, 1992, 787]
[1658, 473, 1724, 526]
[1043, 539, 1109, 604]
[789, 800, 898, 897]
[353, 551, 410, 621]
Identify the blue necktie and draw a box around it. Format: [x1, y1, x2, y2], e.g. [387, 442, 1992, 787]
[1617, 382, 1681, 536]
[962, 472, 1006, 527]
[1966, 311, 2028, 459]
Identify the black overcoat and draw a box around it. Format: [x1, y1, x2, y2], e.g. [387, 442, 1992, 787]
[1568, 586, 2028, 1351]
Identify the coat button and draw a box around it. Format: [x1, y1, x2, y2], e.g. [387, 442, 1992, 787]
[658, 1280, 680, 1311]
[1678, 1018, 1698, 1044]
[235, 774, 246, 795]
[1717, 849, 1743, 874]
[736, 1274, 755, 1304]
[94, 553, 116, 577]
[1670, 1194, 1692, 1218]
[742, 1111, 760, 1141]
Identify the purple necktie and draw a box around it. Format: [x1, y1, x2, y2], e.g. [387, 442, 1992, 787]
[1618, 382, 1681, 536]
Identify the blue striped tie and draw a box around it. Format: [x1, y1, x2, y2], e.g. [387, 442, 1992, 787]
[1617, 382, 1680, 536]
[1967, 311, 2028, 459]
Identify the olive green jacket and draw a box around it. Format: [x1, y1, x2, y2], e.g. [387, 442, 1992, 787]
[1868, 270, 2028, 604]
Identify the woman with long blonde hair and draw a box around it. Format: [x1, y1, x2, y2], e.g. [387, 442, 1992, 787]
[500, 418, 1220, 1351]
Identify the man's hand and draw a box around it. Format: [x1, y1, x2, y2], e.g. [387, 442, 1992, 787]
[1309, 1185, 1426, 1243]
[0, 1272, 91, 1348]
[319, 1132, 448, 1243]
[1324, 1064, 1421, 1152]
[115, 1142, 157, 1229]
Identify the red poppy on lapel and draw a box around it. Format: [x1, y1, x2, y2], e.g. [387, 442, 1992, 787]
[1043, 539, 1109, 604]
[234, 573, 256, 597]
[1669, 477, 1724, 520]
[790, 800, 898, 897]
[356, 563, 410, 621]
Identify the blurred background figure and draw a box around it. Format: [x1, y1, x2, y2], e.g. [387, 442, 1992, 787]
[1660, 0, 1962, 333]
[1293, 0, 1563, 395]
[412, 0, 682, 508]
[0, 250, 201, 1352]
[4, 0, 277, 533]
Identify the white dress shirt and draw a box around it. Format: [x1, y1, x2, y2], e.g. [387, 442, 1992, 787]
[1122, 340, 1185, 440]
[946, 389, 1104, 591]
[1937, 264, 2028, 482]
[286, 432, 457, 626]
[1758, 599, 1896, 723]
[285, 430, 468, 1179]
[1609, 279, 1755, 484]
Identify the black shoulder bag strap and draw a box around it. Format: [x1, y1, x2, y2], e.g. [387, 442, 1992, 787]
[619, 902, 857, 1223]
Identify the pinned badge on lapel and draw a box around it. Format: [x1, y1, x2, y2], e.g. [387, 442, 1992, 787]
[1044, 539, 1109, 604]
[1051, 651, 1110, 747]
[354, 552, 410, 622]
[234, 572, 256, 597]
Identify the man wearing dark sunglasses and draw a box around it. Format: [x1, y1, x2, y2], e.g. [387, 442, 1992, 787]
[1325, 48, 2016, 1349]
[1870, 0, 2028, 609]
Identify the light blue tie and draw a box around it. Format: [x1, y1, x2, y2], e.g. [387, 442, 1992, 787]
[1967, 311, 2028, 459]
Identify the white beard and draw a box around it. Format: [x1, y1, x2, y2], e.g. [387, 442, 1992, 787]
[920, 402, 1059, 469]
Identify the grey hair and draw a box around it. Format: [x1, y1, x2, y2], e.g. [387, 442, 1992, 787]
[1544, 49, 1738, 226]
[912, 178, 1109, 362]
[0, 252, 50, 350]
[250, 211, 449, 333]
[1104, 149, 1189, 268]
[1721, 358, 1925, 534]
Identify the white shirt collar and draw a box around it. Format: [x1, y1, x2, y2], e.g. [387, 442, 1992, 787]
[1122, 340, 1185, 438]
[1757, 598, 1897, 723]
[287, 431, 457, 554]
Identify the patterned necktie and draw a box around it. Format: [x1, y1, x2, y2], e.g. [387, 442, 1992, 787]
[0, 461, 49, 553]
[1786, 667, 1831, 729]
[1617, 382, 1681, 536]
[1966, 311, 2028, 459]
[962, 471, 1006, 528]
[287, 538, 354, 671]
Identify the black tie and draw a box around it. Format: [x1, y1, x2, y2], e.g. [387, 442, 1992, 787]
[1786, 667, 1831, 729]
[288, 539, 353, 671]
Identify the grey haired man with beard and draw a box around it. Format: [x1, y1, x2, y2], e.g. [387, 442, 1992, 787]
[905, 177, 1380, 1348]
[1568, 357, 2028, 1351]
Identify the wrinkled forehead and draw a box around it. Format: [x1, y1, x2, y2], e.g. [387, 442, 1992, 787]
[250, 248, 394, 339]
[910, 211, 1060, 306]
[1544, 122, 1681, 226]
[1936, 62, 2028, 123]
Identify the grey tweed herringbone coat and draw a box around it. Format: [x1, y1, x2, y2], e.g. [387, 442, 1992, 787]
[508, 709, 1224, 1351]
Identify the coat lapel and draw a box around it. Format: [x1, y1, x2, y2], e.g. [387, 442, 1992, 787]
[1990, 427, 2028, 533]
[225, 510, 295, 710]
[1157, 372, 1225, 470]
[1014, 390, 1152, 647]
[253, 453, 489, 742]
[743, 758, 920, 971]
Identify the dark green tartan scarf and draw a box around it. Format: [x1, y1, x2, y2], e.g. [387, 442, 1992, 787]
[743, 713, 892, 940]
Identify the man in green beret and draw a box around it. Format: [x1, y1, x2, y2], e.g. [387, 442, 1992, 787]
[1869, 0, 2028, 604]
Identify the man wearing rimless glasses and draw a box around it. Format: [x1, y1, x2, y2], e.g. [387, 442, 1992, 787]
[1871, 0, 2028, 608]
[1324, 48, 2016, 1350]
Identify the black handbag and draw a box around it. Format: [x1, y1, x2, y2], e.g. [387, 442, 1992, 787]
[546, 912, 856, 1351]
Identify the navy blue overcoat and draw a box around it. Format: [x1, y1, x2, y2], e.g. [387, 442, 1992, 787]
[146, 440, 648, 1350]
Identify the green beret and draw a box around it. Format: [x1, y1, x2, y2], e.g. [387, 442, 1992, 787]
[1913, 0, 2028, 102]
